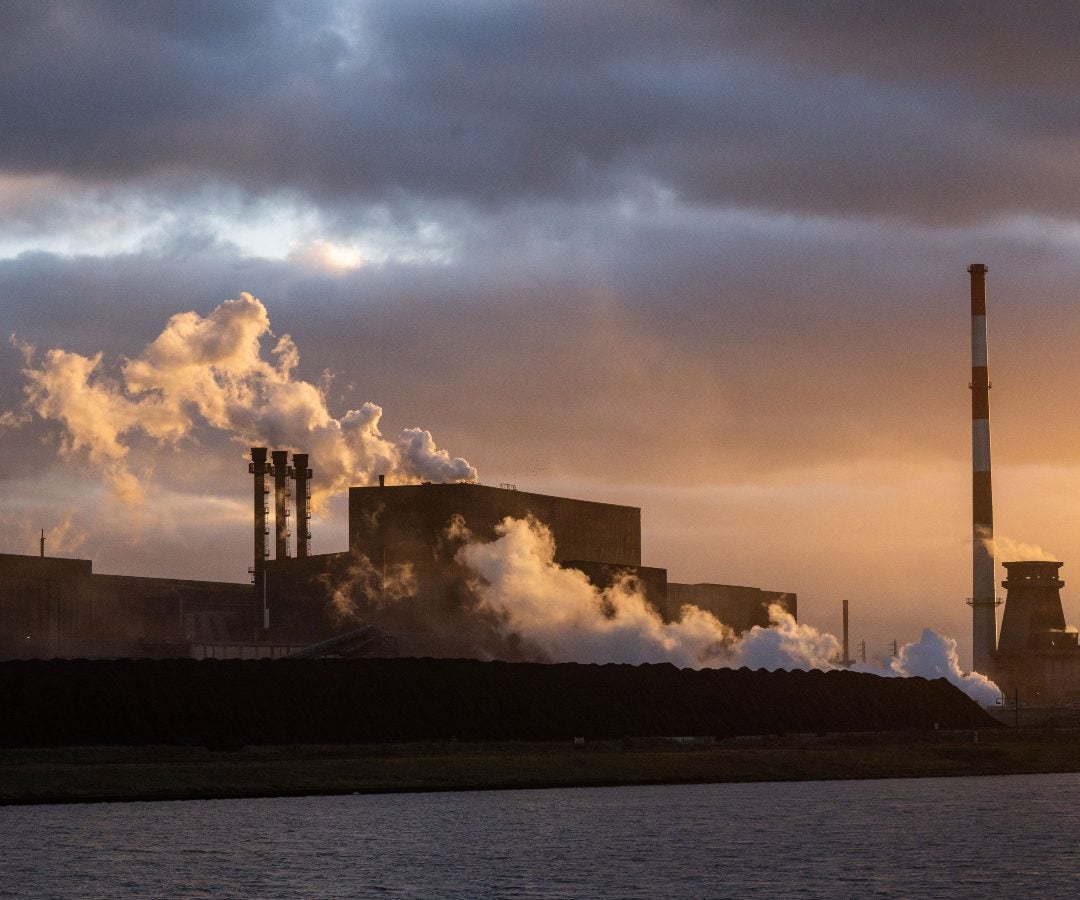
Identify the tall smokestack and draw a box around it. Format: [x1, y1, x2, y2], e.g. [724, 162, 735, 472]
[968, 263, 999, 675]
[292, 452, 312, 557]
[249, 447, 270, 580]
[271, 449, 291, 559]
[842, 599, 850, 667]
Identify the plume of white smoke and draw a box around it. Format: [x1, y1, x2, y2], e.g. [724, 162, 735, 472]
[320, 553, 418, 622]
[872, 629, 1001, 706]
[728, 605, 840, 671]
[6, 293, 476, 504]
[456, 516, 838, 670]
[455, 516, 1001, 703]
[977, 525, 1059, 563]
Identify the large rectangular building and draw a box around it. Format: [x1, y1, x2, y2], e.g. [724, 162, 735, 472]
[0, 553, 253, 660]
[349, 482, 641, 569]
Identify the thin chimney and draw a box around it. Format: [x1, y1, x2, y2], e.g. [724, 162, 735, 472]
[842, 599, 850, 667]
[968, 263, 999, 675]
[249, 447, 271, 630]
[292, 452, 312, 557]
[271, 449, 291, 559]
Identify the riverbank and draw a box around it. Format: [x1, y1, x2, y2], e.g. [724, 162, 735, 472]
[5, 729, 1080, 805]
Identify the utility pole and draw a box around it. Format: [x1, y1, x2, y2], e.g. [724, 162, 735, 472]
[39, 528, 45, 558]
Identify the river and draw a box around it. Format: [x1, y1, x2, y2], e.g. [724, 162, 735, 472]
[2, 773, 1079, 898]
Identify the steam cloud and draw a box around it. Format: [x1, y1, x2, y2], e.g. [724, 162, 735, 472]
[6, 293, 477, 503]
[455, 516, 1000, 703]
[978, 525, 1059, 563]
[886, 630, 1001, 706]
[456, 515, 842, 671]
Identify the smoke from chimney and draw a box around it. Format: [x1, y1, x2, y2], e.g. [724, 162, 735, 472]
[7, 293, 477, 505]
[446, 515, 1001, 701]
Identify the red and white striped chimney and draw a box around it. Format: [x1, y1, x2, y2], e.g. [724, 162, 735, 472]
[968, 263, 998, 675]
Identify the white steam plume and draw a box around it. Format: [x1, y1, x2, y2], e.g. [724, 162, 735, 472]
[456, 516, 1001, 704]
[456, 515, 839, 670]
[850, 629, 1002, 706]
[978, 525, 1059, 563]
[319, 554, 418, 622]
[6, 293, 476, 504]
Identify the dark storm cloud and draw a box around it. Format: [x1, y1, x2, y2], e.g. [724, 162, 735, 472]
[717, 1, 1080, 91]
[6, 0, 1080, 222]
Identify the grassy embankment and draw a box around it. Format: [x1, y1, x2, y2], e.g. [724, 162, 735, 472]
[4, 729, 1080, 805]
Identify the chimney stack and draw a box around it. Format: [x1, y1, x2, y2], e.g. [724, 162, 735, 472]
[271, 449, 292, 559]
[968, 263, 999, 675]
[292, 452, 312, 557]
[249, 447, 270, 590]
[842, 599, 850, 667]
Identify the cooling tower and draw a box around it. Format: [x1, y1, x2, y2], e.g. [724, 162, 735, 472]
[997, 561, 1073, 654]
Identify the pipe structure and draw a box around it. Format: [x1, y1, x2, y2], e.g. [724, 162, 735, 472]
[842, 599, 850, 667]
[271, 449, 292, 559]
[249, 447, 271, 627]
[968, 263, 999, 675]
[292, 452, 312, 557]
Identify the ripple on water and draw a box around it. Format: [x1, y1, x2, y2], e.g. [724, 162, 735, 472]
[2, 774, 1080, 898]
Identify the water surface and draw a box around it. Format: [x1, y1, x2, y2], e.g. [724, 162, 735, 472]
[3, 773, 1078, 898]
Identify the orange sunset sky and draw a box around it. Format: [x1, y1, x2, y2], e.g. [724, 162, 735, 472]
[4, 2, 1080, 667]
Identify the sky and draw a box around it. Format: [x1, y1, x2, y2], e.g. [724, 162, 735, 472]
[3, 0, 1080, 669]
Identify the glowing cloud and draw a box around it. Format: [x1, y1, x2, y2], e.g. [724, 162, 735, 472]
[7, 293, 476, 505]
[287, 239, 364, 273]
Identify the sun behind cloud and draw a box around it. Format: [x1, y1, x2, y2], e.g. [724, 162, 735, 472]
[287, 238, 365, 273]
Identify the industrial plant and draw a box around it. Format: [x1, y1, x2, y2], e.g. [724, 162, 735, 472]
[3, 263, 1080, 710]
[0, 452, 795, 662]
[968, 264, 1080, 706]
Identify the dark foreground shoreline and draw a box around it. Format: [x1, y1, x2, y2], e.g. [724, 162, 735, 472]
[5, 730, 1080, 806]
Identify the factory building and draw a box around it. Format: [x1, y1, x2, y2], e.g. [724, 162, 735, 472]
[0, 553, 260, 660]
[263, 472, 795, 655]
[965, 265, 1080, 705]
[0, 448, 797, 660]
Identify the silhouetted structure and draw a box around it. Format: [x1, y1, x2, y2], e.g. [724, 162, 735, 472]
[993, 561, 1080, 705]
[0, 553, 254, 659]
[0, 455, 797, 660]
[968, 263, 1000, 676]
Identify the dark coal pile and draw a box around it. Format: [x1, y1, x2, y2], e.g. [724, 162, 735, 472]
[0, 658, 997, 748]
